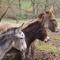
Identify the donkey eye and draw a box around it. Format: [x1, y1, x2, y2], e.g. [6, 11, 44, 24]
[20, 38, 23, 39]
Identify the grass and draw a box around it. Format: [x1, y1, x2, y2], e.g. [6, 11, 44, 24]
[1, 18, 60, 53]
[36, 18, 60, 53]
[36, 41, 60, 53]
[36, 31, 60, 53]
[1, 18, 28, 27]
[57, 18, 60, 26]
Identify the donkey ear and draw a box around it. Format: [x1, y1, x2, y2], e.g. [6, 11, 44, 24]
[49, 6, 54, 13]
[15, 23, 24, 33]
[19, 23, 24, 30]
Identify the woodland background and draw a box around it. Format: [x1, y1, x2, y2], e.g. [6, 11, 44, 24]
[0, 0, 60, 21]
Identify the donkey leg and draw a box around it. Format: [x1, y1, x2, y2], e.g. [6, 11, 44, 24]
[30, 42, 35, 60]
[25, 47, 30, 60]
[0, 48, 6, 60]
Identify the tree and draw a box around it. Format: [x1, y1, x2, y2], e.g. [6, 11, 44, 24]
[44, 0, 49, 11]
[0, 7, 8, 21]
[0, 0, 9, 22]
[7, 0, 19, 23]
[31, 0, 36, 16]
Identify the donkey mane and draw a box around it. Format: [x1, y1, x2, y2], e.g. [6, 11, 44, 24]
[23, 21, 42, 31]
[1, 27, 18, 35]
[0, 27, 19, 46]
[22, 20, 46, 47]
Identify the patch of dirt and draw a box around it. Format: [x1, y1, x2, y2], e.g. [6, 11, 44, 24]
[25, 46, 60, 60]
[2, 47, 60, 60]
[32, 49, 60, 60]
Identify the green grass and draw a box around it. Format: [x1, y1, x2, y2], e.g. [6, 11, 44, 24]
[57, 18, 60, 26]
[1, 18, 28, 27]
[36, 41, 60, 53]
[36, 18, 60, 53]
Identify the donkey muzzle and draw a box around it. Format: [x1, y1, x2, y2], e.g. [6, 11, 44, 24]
[44, 36, 50, 43]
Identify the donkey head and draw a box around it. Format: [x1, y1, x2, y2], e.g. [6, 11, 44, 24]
[14, 27, 27, 52]
[38, 9, 58, 32]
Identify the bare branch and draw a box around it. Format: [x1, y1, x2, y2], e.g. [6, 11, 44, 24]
[0, 6, 9, 22]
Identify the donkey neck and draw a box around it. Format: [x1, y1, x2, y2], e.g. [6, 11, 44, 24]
[22, 21, 44, 48]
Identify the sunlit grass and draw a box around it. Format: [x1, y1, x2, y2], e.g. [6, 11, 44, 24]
[48, 31, 60, 41]
[36, 17, 60, 53]
[36, 41, 60, 53]
[57, 18, 60, 26]
[1, 18, 28, 27]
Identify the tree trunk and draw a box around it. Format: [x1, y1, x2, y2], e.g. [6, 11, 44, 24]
[44, 0, 48, 11]
[0, 7, 8, 21]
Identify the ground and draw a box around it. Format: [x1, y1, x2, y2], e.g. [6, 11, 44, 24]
[1, 18, 60, 60]
[28, 30, 60, 60]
